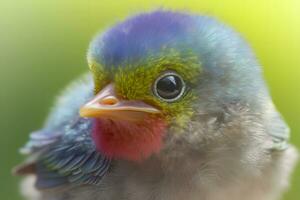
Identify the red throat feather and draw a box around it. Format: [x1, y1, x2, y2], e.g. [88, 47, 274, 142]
[92, 117, 167, 162]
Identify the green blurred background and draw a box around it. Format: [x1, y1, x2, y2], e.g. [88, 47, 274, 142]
[0, 0, 299, 199]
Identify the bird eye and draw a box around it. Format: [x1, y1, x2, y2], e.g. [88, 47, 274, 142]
[153, 72, 186, 102]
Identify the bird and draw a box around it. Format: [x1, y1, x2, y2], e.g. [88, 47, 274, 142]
[14, 10, 298, 200]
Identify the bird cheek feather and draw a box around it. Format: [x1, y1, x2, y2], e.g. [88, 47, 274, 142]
[92, 118, 167, 162]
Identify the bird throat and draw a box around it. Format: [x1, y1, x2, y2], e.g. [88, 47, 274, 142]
[92, 117, 167, 162]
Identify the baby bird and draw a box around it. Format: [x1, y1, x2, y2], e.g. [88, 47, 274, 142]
[14, 10, 298, 200]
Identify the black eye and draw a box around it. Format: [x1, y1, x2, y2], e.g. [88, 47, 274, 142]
[153, 72, 186, 102]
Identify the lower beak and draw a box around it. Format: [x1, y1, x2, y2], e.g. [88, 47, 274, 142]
[79, 83, 161, 121]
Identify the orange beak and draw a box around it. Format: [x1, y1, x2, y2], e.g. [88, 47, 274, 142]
[79, 83, 161, 121]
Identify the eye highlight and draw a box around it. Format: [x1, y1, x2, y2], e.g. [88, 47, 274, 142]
[153, 71, 186, 102]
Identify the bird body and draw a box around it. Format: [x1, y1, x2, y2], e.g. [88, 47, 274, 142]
[15, 10, 298, 200]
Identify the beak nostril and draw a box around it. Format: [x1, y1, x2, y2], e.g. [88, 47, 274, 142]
[100, 96, 119, 106]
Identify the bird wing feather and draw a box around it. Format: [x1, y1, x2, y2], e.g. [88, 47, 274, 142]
[265, 101, 290, 151]
[34, 117, 111, 189]
[14, 74, 111, 189]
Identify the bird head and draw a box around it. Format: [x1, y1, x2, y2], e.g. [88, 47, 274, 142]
[80, 10, 268, 162]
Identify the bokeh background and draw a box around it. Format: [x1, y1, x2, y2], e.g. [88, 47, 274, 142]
[0, 0, 299, 199]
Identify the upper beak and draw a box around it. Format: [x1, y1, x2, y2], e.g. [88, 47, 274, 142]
[79, 83, 161, 121]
